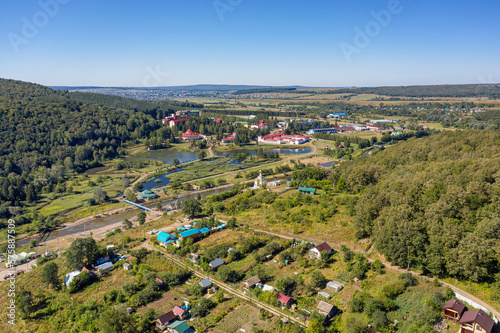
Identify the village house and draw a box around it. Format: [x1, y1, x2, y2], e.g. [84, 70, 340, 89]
[178, 228, 200, 242]
[167, 320, 191, 333]
[156, 311, 177, 332]
[458, 309, 495, 333]
[199, 278, 212, 291]
[309, 242, 333, 259]
[277, 293, 294, 308]
[243, 275, 261, 289]
[209, 258, 224, 270]
[298, 187, 316, 195]
[443, 299, 466, 323]
[157, 231, 177, 247]
[173, 306, 189, 320]
[316, 300, 337, 319]
[250, 120, 270, 130]
[64, 270, 81, 287]
[95, 261, 114, 276]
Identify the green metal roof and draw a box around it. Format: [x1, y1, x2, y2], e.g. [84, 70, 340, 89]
[138, 189, 158, 198]
[167, 320, 190, 333]
[298, 187, 316, 193]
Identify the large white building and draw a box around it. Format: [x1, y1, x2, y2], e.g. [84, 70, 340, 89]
[258, 133, 309, 145]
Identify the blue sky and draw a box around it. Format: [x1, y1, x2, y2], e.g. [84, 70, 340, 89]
[1, 0, 499, 87]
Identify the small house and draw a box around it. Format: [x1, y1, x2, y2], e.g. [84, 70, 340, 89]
[244, 275, 261, 289]
[458, 309, 495, 333]
[317, 300, 337, 319]
[309, 242, 333, 259]
[64, 270, 81, 287]
[157, 232, 176, 246]
[156, 311, 177, 332]
[209, 258, 224, 270]
[298, 187, 316, 195]
[262, 284, 275, 292]
[167, 320, 191, 333]
[96, 261, 114, 275]
[178, 228, 200, 241]
[199, 278, 212, 290]
[277, 293, 294, 308]
[443, 299, 466, 322]
[326, 281, 344, 292]
[123, 263, 132, 270]
[173, 306, 188, 320]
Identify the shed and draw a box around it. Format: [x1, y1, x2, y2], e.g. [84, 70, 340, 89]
[244, 275, 261, 289]
[123, 263, 132, 270]
[209, 258, 224, 269]
[326, 281, 343, 292]
[96, 261, 114, 274]
[317, 300, 336, 318]
[199, 278, 212, 289]
[298, 187, 316, 195]
[443, 299, 466, 322]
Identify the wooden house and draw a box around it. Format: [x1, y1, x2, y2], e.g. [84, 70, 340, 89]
[458, 309, 495, 333]
[243, 275, 261, 289]
[309, 242, 333, 259]
[156, 311, 177, 332]
[443, 299, 466, 322]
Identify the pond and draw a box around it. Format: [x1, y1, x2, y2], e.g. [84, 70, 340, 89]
[140, 168, 184, 190]
[216, 148, 312, 157]
[126, 149, 199, 165]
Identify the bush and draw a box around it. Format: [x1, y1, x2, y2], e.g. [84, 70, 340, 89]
[69, 271, 95, 293]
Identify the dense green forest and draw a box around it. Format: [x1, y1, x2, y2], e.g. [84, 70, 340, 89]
[337, 130, 500, 282]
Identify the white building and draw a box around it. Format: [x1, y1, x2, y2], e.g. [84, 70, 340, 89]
[253, 170, 268, 189]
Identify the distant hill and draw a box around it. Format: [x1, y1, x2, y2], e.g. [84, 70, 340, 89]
[51, 84, 317, 92]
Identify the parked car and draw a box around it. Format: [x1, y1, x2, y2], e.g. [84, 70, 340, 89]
[146, 231, 153, 235]
[176, 220, 183, 223]
[183, 217, 191, 221]
[152, 229, 158, 233]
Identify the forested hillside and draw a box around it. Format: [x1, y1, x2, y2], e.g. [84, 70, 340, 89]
[339, 131, 500, 282]
[0, 79, 183, 219]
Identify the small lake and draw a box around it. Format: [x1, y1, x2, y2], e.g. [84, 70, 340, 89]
[319, 161, 335, 168]
[126, 149, 199, 165]
[17, 186, 235, 246]
[140, 168, 183, 190]
[216, 148, 312, 157]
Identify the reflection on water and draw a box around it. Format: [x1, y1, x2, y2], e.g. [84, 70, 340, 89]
[216, 148, 312, 157]
[126, 149, 199, 165]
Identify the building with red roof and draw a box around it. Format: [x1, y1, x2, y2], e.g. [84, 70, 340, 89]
[222, 132, 237, 143]
[277, 293, 294, 308]
[181, 129, 201, 141]
[458, 309, 495, 333]
[309, 242, 333, 259]
[250, 120, 270, 130]
[258, 133, 309, 145]
[216, 118, 223, 123]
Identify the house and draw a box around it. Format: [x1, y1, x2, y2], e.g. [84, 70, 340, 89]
[250, 120, 270, 130]
[244, 275, 261, 289]
[199, 278, 212, 290]
[262, 284, 276, 292]
[178, 228, 200, 241]
[222, 132, 237, 143]
[327, 113, 347, 118]
[96, 261, 114, 275]
[326, 281, 344, 292]
[64, 270, 81, 287]
[157, 232, 177, 246]
[167, 320, 191, 333]
[316, 300, 337, 318]
[181, 129, 201, 141]
[309, 242, 333, 259]
[277, 293, 294, 308]
[173, 306, 188, 320]
[443, 299, 466, 322]
[215, 118, 223, 123]
[298, 187, 316, 195]
[156, 311, 177, 332]
[156, 278, 165, 288]
[209, 258, 224, 270]
[258, 133, 309, 145]
[458, 309, 495, 333]
[123, 263, 132, 270]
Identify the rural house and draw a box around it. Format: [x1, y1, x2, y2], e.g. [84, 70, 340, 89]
[458, 309, 495, 333]
[156, 311, 177, 332]
[309, 242, 333, 259]
[243, 275, 261, 289]
[173, 306, 188, 320]
[167, 320, 191, 333]
[316, 300, 337, 319]
[209, 258, 224, 270]
[443, 299, 466, 323]
[277, 293, 294, 308]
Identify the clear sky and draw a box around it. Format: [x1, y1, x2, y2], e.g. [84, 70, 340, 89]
[1, 0, 499, 87]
